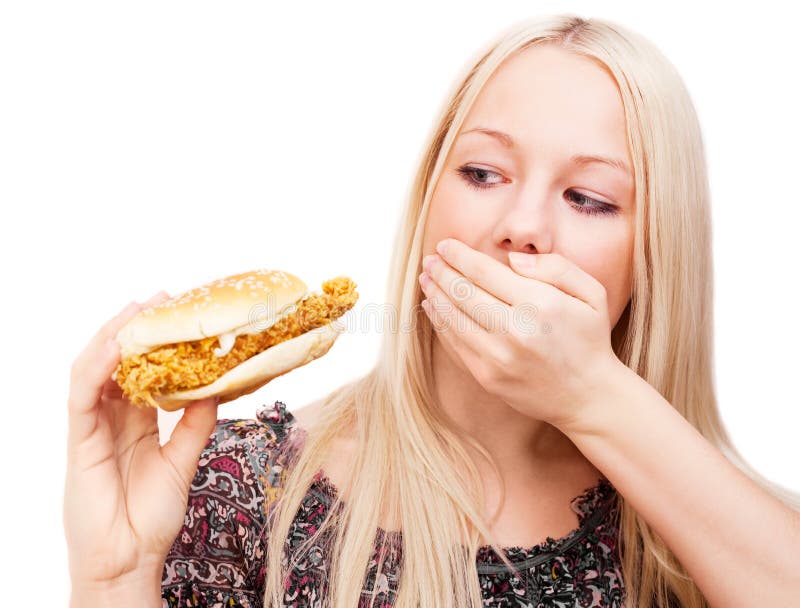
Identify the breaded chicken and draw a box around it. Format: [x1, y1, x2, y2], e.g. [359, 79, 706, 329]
[115, 276, 357, 408]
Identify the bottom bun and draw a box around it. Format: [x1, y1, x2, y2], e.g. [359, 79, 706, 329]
[153, 320, 346, 411]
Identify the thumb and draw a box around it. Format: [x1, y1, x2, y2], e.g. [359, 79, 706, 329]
[160, 396, 219, 488]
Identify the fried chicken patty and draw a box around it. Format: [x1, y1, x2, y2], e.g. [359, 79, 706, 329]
[115, 276, 357, 408]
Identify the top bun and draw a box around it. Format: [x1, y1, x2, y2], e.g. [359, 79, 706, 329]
[115, 269, 308, 358]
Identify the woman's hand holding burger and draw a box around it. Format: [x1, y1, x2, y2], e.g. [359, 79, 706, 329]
[63, 292, 219, 607]
[62, 268, 357, 606]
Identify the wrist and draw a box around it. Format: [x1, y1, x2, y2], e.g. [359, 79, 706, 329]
[70, 566, 163, 608]
[557, 358, 640, 438]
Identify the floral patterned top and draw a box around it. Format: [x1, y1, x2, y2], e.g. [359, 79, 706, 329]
[161, 400, 625, 607]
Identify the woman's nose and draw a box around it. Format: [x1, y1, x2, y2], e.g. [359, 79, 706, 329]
[494, 197, 553, 255]
[502, 239, 537, 254]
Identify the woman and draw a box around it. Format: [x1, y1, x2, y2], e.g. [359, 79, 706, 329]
[64, 13, 800, 608]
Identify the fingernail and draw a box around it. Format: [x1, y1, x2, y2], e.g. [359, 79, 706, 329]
[509, 252, 536, 268]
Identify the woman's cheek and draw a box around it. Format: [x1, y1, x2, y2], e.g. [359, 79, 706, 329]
[428, 181, 482, 236]
[576, 247, 631, 321]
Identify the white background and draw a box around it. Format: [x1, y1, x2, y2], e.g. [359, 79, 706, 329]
[1, 0, 798, 599]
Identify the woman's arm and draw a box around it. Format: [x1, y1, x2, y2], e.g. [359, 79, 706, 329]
[560, 362, 800, 608]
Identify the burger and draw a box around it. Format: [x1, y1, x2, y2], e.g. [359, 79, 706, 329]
[112, 269, 358, 411]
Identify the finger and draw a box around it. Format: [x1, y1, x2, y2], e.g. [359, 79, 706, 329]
[420, 258, 510, 333]
[508, 253, 607, 312]
[105, 292, 175, 442]
[104, 382, 159, 458]
[105, 290, 171, 348]
[422, 297, 495, 388]
[98, 300, 140, 348]
[422, 292, 488, 361]
[68, 303, 135, 419]
[68, 292, 170, 444]
[141, 290, 172, 308]
[432, 238, 526, 306]
[91, 291, 171, 382]
[70, 294, 159, 415]
[161, 397, 219, 491]
[85, 291, 170, 366]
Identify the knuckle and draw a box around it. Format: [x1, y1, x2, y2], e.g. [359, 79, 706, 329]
[512, 302, 539, 335]
[512, 324, 537, 349]
[474, 364, 494, 389]
[535, 295, 555, 316]
[493, 346, 514, 370]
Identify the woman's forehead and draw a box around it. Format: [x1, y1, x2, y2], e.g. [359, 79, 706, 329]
[461, 45, 631, 170]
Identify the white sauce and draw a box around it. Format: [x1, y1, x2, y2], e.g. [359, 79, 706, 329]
[213, 331, 238, 357]
[210, 300, 302, 357]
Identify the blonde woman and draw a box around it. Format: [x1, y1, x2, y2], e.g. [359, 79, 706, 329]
[64, 13, 800, 608]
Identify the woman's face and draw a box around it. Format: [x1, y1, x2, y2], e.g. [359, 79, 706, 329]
[423, 44, 636, 332]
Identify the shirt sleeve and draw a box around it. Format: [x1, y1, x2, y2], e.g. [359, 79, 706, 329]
[161, 417, 278, 607]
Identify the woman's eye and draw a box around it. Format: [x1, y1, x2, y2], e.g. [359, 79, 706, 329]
[455, 165, 504, 190]
[565, 190, 619, 217]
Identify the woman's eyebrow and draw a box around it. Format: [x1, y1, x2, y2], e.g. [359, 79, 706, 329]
[458, 126, 632, 177]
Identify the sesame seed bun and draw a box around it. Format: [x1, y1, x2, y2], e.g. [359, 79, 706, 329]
[115, 269, 308, 359]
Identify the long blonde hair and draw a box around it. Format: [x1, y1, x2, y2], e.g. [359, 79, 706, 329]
[262, 13, 800, 607]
